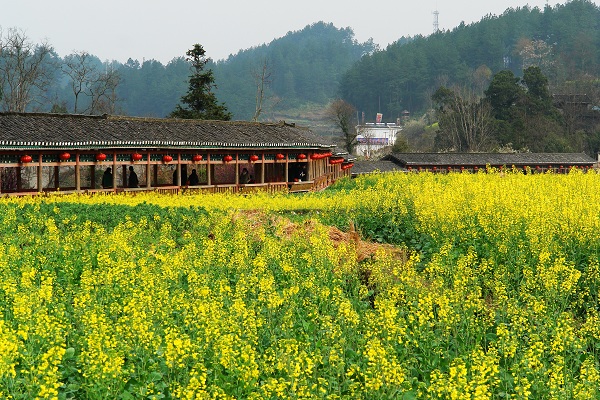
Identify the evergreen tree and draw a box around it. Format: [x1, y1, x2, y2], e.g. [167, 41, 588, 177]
[169, 44, 231, 120]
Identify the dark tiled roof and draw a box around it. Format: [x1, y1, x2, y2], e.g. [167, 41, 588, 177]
[351, 160, 404, 175]
[387, 152, 596, 166]
[0, 113, 334, 150]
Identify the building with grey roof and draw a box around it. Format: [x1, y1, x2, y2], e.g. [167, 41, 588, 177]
[0, 112, 353, 195]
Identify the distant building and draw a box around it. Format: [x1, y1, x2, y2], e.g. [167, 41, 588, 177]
[354, 122, 402, 158]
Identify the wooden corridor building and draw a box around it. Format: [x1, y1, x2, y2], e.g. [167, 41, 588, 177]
[0, 113, 353, 196]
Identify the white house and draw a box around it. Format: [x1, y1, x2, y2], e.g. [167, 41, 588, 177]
[354, 122, 402, 157]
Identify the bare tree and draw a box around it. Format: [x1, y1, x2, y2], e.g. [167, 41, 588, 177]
[62, 51, 94, 113]
[89, 63, 120, 114]
[433, 86, 495, 152]
[326, 99, 357, 153]
[252, 58, 273, 122]
[0, 27, 55, 112]
[62, 52, 120, 114]
[473, 65, 492, 94]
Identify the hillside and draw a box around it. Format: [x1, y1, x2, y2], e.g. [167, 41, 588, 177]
[211, 21, 377, 121]
[340, 0, 600, 120]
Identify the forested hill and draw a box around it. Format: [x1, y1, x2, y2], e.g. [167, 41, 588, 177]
[38, 22, 376, 120]
[117, 22, 377, 120]
[341, 0, 600, 121]
[3, 1, 599, 128]
[211, 22, 377, 120]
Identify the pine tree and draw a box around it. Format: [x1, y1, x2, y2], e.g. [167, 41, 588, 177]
[169, 44, 231, 120]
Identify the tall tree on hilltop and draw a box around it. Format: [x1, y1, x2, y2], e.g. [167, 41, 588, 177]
[169, 44, 231, 120]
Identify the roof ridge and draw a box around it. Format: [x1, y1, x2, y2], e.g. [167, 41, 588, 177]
[0, 112, 107, 119]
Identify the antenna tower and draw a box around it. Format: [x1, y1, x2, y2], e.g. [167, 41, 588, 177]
[433, 9, 439, 33]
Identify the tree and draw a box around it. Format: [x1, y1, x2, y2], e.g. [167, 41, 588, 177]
[62, 51, 93, 113]
[484, 70, 524, 121]
[521, 65, 553, 111]
[62, 51, 120, 114]
[0, 28, 56, 112]
[169, 44, 231, 120]
[326, 99, 357, 153]
[433, 86, 495, 152]
[88, 62, 120, 115]
[252, 58, 274, 122]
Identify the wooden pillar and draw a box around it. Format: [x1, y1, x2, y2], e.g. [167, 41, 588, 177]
[235, 153, 239, 185]
[153, 164, 158, 186]
[285, 156, 289, 183]
[146, 154, 151, 188]
[112, 152, 117, 189]
[260, 154, 265, 184]
[37, 154, 43, 191]
[176, 158, 182, 186]
[207, 154, 212, 185]
[75, 153, 81, 191]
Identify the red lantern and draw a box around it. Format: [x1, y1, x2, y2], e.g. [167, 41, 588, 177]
[162, 155, 173, 163]
[249, 155, 259, 162]
[310, 153, 321, 160]
[223, 155, 233, 162]
[96, 153, 107, 161]
[20, 155, 33, 163]
[192, 154, 203, 162]
[297, 153, 307, 160]
[59, 152, 71, 161]
[275, 153, 285, 160]
[132, 153, 143, 161]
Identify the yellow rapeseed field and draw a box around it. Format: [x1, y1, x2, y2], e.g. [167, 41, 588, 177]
[0, 169, 599, 399]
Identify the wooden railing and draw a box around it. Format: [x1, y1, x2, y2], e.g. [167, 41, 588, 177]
[1, 179, 335, 197]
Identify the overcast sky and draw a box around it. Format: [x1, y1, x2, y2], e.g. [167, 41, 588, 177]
[2, 0, 595, 65]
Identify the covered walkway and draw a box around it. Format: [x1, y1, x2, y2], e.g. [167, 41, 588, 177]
[0, 113, 353, 196]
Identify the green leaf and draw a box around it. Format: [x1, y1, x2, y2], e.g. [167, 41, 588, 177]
[149, 371, 163, 382]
